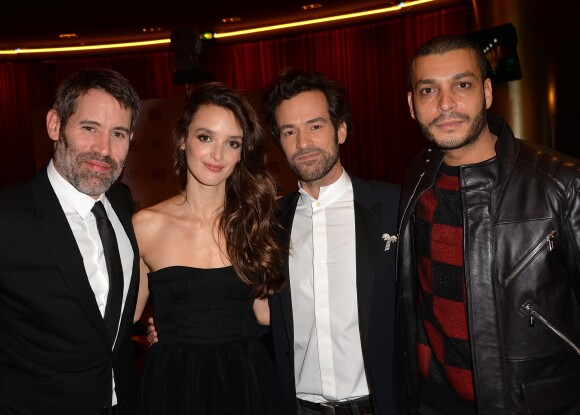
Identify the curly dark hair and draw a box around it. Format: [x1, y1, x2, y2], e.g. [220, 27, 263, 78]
[407, 34, 488, 90]
[262, 68, 352, 148]
[52, 68, 140, 132]
[172, 82, 286, 297]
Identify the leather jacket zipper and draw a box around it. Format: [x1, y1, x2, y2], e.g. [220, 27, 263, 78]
[397, 149, 442, 243]
[522, 302, 580, 356]
[503, 230, 556, 287]
[396, 172, 425, 283]
[398, 172, 425, 238]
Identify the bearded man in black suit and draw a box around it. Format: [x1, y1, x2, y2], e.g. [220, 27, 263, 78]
[262, 68, 400, 415]
[0, 68, 141, 415]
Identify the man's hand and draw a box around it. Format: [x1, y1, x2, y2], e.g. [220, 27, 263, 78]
[146, 316, 158, 345]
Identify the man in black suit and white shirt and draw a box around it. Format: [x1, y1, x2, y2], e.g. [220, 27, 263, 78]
[262, 68, 400, 415]
[0, 69, 141, 415]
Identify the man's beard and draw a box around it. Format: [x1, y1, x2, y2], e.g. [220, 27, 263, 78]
[53, 132, 124, 196]
[287, 134, 340, 183]
[419, 104, 487, 151]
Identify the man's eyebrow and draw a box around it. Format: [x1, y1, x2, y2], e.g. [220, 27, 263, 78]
[78, 119, 131, 134]
[414, 71, 477, 88]
[451, 71, 477, 80]
[305, 117, 326, 125]
[279, 123, 296, 131]
[113, 126, 131, 134]
[279, 117, 327, 130]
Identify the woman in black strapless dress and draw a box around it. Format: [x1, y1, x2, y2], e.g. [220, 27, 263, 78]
[132, 83, 289, 415]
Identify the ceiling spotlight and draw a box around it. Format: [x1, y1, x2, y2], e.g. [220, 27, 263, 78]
[59, 33, 78, 40]
[142, 27, 163, 33]
[302, 3, 323, 10]
[222, 17, 242, 23]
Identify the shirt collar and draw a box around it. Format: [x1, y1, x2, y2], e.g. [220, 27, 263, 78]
[297, 168, 351, 203]
[47, 159, 105, 219]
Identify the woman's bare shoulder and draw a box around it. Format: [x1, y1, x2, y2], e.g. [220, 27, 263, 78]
[132, 195, 184, 238]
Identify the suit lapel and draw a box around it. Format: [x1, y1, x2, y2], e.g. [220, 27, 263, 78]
[351, 175, 381, 348]
[31, 170, 110, 346]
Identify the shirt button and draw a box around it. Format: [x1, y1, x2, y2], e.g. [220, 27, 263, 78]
[315, 201, 320, 207]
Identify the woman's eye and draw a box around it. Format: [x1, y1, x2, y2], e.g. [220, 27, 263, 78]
[197, 134, 211, 142]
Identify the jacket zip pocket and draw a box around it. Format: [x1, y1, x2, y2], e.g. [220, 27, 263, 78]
[503, 229, 556, 287]
[521, 301, 580, 356]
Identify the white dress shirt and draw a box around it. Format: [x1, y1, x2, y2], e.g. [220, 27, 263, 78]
[290, 169, 369, 403]
[47, 160, 133, 406]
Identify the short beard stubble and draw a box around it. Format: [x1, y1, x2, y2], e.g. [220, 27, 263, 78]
[418, 104, 487, 152]
[287, 132, 340, 183]
[53, 132, 124, 196]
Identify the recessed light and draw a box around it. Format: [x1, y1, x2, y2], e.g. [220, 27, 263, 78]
[302, 3, 322, 10]
[59, 33, 78, 40]
[222, 17, 242, 23]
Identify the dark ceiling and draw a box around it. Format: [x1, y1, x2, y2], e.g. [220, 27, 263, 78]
[0, 0, 464, 52]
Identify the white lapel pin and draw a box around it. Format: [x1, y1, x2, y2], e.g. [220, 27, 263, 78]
[382, 233, 398, 251]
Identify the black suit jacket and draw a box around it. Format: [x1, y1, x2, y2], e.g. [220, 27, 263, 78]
[270, 173, 400, 414]
[0, 168, 140, 415]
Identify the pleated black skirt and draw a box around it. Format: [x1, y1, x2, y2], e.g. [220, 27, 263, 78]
[138, 337, 289, 415]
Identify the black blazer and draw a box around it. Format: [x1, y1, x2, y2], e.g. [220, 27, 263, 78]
[270, 173, 400, 415]
[0, 168, 140, 415]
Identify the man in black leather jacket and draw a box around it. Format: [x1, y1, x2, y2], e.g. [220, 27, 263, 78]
[395, 34, 580, 415]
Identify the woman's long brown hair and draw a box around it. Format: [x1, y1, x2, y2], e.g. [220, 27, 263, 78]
[172, 83, 287, 297]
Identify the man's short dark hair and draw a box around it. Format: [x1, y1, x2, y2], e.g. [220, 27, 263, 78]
[262, 68, 352, 148]
[407, 34, 487, 89]
[53, 68, 140, 132]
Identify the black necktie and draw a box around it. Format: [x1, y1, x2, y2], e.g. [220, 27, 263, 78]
[91, 201, 124, 345]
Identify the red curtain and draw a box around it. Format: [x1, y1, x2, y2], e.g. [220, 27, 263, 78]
[0, 5, 471, 188]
